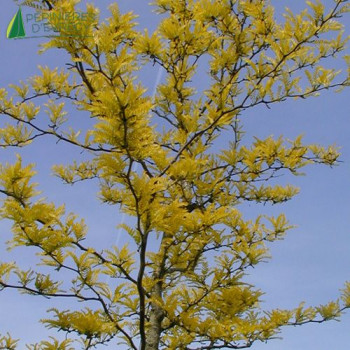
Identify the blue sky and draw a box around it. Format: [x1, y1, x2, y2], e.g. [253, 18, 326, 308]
[0, 0, 350, 349]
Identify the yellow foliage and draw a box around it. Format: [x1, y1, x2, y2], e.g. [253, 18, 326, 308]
[0, 0, 349, 349]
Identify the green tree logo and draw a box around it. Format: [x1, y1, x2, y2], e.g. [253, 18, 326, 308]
[7, 7, 26, 39]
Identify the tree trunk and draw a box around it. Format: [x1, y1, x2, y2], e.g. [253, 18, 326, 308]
[145, 304, 164, 349]
[145, 282, 164, 350]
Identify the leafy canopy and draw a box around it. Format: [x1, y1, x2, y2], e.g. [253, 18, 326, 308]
[0, 0, 350, 349]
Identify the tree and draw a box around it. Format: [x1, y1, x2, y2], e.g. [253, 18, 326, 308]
[0, 0, 350, 349]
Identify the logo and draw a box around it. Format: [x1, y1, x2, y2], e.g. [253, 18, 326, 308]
[7, 7, 26, 39]
[7, 4, 96, 39]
